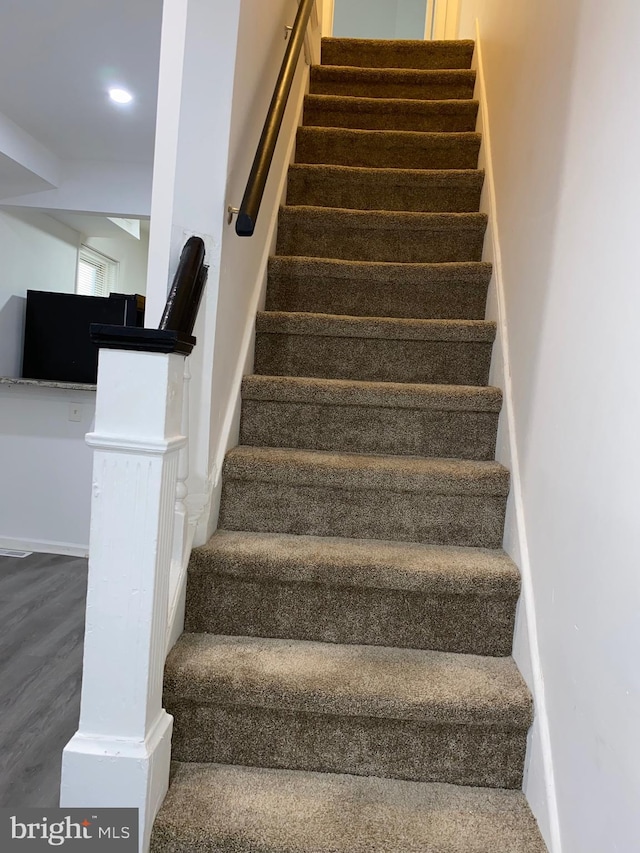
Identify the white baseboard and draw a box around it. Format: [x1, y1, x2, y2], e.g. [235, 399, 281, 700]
[474, 22, 562, 853]
[0, 536, 89, 558]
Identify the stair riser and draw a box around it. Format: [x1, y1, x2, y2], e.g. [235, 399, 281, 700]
[219, 481, 507, 548]
[185, 576, 516, 655]
[295, 132, 480, 170]
[310, 77, 475, 101]
[303, 102, 478, 132]
[254, 336, 493, 385]
[287, 173, 482, 213]
[321, 41, 474, 70]
[240, 400, 499, 460]
[276, 222, 485, 263]
[266, 272, 490, 319]
[167, 704, 526, 789]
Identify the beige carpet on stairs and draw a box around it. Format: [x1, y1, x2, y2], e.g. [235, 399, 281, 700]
[151, 36, 548, 853]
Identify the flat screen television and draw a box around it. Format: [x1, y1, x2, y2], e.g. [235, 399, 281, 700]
[22, 290, 144, 384]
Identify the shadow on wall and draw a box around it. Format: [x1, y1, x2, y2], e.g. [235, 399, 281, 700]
[0, 294, 26, 378]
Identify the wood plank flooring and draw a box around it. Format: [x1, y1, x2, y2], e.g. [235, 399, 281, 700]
[0, 552, 87, 807]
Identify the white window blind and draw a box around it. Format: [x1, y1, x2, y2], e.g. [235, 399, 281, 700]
[76, 246, 119, 297]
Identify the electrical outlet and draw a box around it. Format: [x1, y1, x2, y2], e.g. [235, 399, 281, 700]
[69, 403, 83, 423]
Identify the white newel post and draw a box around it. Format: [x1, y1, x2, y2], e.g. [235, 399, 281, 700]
[60, 347, 186, 852]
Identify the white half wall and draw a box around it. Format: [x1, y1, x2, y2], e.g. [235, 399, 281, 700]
[459, 1, 640, 851]
[0, 383, 95, 555]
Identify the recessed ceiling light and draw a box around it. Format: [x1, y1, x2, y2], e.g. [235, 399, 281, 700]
[109, 88, 133, 105]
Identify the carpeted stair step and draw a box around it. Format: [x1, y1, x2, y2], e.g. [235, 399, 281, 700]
[303, 94, 479, 132]
[276, 207, 487, 263]
[266, 257, 492, 319]
[321, 37, 476, 70]
[310, 66, 476, 100]
[240, 375, 501, 460]
[151, 763, 547, 853]
[295, 127, 481, 170]
[254, 313, 495, 386]
[185, 530, 520, 655]
[287, 165, 484, 212]
[163, 634, 531, 787]
[218, 446, 509, 548]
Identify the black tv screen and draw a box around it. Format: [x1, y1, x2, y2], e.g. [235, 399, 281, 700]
[22, 291, 142, 384]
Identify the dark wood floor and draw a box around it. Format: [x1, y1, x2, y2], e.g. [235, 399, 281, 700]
[0, 551, 87, 807]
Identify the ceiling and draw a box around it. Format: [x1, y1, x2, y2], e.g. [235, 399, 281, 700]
[0, 0, 163, 164]
[0, 152, 52, 197]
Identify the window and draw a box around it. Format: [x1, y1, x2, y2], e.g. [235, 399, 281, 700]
[76, 246, 119, 297]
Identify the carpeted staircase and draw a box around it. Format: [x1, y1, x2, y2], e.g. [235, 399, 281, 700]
[151, 37, 547, 852]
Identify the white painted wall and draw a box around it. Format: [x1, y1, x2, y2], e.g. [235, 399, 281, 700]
[458, 1, 640, 850]
[204, 0, 316, 540]
[426, 0, 460, 39]
[143, 0, 244, 556]
[0, 383, 95, 555]
[321, 0, 335, 36]
[333, 0, 426, 39]
[0, 208, 80, 377]
[145, 0, 319, 546]
[85, 226, 149, 295]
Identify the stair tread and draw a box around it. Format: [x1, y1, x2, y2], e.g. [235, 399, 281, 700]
[313, 66, 476, 83]
[295, 128, 481, 170]
[298, 126, 481, 143]
[165, 633, 531, 726]
[321, 36, 476, 70]
[303, 95, 479, 133]
[190, 530, 519, 596]
[305, 93, 479, 113]
[279, 205, 488, 230]
[310, 65, 476, 103]
[242, 374, 502, 411]
[289, 163, 484, 184]
[269, 255, 492, 284]
[276, 208, 487, 264]
[256, 311, 496, 341]
[152, 763, 546, 853]
[223, 446, 510, 496]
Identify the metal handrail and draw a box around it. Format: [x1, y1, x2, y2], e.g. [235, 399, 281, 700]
[234, 0, 315, 237]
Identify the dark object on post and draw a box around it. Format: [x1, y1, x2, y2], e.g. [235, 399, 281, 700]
[236, 0, 315, 237]
[91, 237, 208, 356]
[22, 290, 143, 385]
[160, 237, 207, 337]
